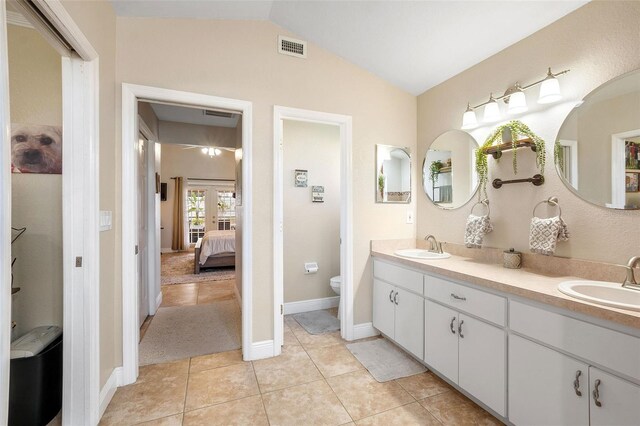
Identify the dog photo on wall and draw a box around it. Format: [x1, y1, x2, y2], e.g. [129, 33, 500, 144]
[11, 123, 62, 174]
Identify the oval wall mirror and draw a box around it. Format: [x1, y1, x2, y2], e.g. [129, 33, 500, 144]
[555, 69, 640, 209]
[423, 130, 479, 209]
[376, 144, 411, 203]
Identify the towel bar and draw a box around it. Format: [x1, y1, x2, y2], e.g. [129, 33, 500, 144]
[492, 174, 544, 188]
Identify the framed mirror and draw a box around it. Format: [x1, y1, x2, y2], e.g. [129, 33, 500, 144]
[375, 144, 411, 203]
[555, 69, 640, 209]
[423, 130, 479, 209]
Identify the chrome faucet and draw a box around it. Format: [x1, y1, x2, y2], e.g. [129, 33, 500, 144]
[424, 235, 443, 254]
[622, 256, 640, 291]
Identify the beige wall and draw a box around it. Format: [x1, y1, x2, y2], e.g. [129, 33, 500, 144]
[159, 143, 235, 249]
[159, 121, 237, 148]
[417, 1, 640, 265]
[8, 25, 62, 339]
[283, 120, 340, 303]
[116, 18, 417, 340]
[60, 0, 118, 388]
[138, 101, 159, 137]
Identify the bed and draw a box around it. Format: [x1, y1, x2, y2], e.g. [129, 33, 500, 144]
[194, 230, 236, 274]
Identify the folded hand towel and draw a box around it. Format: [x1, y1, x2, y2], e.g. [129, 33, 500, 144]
[529, 216, 569, 256]
[464, 214, 493, 248]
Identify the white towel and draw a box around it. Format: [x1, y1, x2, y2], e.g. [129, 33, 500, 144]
[464, 214, 493, 248]
[529, 216, 569, 256]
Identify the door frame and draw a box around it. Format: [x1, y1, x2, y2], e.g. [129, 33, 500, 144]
[273, 106, 354, 349]
[0, 1, 100, 424]
[121, 84, 253, 385]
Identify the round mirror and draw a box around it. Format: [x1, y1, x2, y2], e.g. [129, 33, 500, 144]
[423, 130, 479, 209]
[555, 69, 640, 209]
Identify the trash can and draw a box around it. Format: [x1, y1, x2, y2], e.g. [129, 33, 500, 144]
[9, 326, 63, 426]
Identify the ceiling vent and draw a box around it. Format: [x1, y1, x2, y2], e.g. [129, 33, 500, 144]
[278, 35, 307, 59]
[203, 109, 235, 118]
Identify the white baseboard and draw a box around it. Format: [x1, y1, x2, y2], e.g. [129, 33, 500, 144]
[249, 340, 276, 361]
[99, 367, 122, 419]
[160, 248, 175, 253]
[352, 322, 380, 340]
[284, 296, 339, 315]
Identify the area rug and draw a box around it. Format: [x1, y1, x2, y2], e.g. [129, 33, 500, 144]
[293, 310, 341, 335]
[161, 251, 235, 285]
[139, 301, 241, 365]
[346, 338, 426, 382]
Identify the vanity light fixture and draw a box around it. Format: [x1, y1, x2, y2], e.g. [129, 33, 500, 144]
[461, 67, 570, 129]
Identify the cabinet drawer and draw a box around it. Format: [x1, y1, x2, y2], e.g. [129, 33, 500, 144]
[424, 274, 506, 326]
[511, 301, 640, 381]
[373, 259, 423, 295]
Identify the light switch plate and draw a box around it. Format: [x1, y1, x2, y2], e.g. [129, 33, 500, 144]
[100, 211, 112, 232]
[406, 210, 414, 224]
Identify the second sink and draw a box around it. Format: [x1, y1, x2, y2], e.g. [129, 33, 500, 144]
[558, 280, 640, 312]
[394, 249, 451, 260]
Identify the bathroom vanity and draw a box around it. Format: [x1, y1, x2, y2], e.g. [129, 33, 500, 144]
[371, 242, 640, 425]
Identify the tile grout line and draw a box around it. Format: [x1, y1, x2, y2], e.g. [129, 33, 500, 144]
[251, 362, 272, 426]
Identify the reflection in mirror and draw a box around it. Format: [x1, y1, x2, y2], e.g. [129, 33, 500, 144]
[556, 69, 640, 209]
[376, 145, 411, 203]
[423, 130, 479, 209]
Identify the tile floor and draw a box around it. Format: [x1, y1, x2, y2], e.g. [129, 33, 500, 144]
[102, 307, 501, 425]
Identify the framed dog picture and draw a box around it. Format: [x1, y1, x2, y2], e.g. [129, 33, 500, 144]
[11, 123, 62, 174]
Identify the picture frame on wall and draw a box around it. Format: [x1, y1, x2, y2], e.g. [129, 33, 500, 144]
[625, 172, 639, 192]
[295, 169, 308, 187]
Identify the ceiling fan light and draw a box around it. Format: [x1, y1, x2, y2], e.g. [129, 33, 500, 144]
[208, 147, 215, 156]
[507, 89, 528, 114]
[538, 75, 562, 104]
[201, 147, 208, 154]
[214, 148, 222, 156]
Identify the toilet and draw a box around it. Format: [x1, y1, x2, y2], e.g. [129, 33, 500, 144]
[330, 276, 341, 321]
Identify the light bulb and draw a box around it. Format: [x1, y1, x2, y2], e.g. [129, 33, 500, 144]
[208, 147, 215, 156]
[201, 147, 208, 154]
[507, 88, 528, 114]
[538, 69, 562, 104]
[461, 104, 478, 129]
[483, 95, 501, 122]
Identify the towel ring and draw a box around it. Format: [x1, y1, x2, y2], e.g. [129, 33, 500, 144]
[533, 196, 562, 218]
[470, 199, 490, 216]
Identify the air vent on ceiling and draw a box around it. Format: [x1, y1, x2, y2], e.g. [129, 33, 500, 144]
[203, 109, 235, 118]
[278, 35, 307, 59]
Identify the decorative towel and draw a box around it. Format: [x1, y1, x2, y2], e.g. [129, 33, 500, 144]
[464, 214, 493, 248]
[529, 216, 569, 256]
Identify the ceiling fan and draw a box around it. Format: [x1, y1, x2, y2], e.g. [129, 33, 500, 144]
[180, 144, 235, 157]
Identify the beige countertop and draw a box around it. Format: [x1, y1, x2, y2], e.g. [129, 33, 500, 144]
[371, 240, 640, 331]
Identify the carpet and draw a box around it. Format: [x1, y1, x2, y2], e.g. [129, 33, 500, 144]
[161, 251, 235, 285]
[139, 301, 241, 365]
[293, 310, 341, 335]
[346, 338, 426, 382]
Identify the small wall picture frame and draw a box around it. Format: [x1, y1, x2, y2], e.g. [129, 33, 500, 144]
[295, 169, 308, 187]
[625, 172, 639, 192]
[312, 185, 325, 203]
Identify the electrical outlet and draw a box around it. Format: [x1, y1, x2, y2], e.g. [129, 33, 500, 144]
[406, 210, 414, 224]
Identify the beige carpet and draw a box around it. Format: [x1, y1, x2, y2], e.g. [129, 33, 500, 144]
[161, 251, 235, 285]
[139, 300, 241, 365]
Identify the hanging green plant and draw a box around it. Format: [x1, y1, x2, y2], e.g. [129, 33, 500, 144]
[475, 120, 546, 200]
[554, 140, 564, 174]
[429, 160, 444, 183]
[378, 174, 385, 195]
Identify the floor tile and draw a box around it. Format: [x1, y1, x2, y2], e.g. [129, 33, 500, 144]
[100, 374, 188, 425]
[162, 283, 199, 307]
[189, 349, 243, 373]
[135, 414, 184, 425]
[419, 391, 500, 425]
[262, 380, 352, 426]
[183, 395, 268, 426]
[283, 324, 301, 347]
[185, 363, 259, 411]
[327, 369, 413, 420]
[396, 372, 452, 400]
[355, 402, 441, 425]
[136, 359, 190, 385]
[306, 344, 364, 378]
[290, 321, 345, 349]
[197, 281, 236, 304]
[252, 345, 323, 393]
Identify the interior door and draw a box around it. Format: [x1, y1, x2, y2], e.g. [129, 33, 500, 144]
[137, 133, 149, 325]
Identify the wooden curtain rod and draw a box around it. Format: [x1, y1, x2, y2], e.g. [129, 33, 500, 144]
[170, 177, 235, 182]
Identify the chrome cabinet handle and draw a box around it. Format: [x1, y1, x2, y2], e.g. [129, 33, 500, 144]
[593, 379, 602, 407]
[451, 293, 466, 301]
[394, 291, 399, 305]
[573, 370, 582, 396]
[449, 317, 456, 334]
[389, 290, 394, 303]
[458, 319, 464, 338]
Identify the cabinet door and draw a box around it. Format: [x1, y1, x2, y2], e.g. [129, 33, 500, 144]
[424, 300, 458, 383]
[458, 314, 506, 416]
[394, 287, 424, 359]
[373, 279, 395, 338]
[509, 335, 589, 426]
[590, 367, 640, 426]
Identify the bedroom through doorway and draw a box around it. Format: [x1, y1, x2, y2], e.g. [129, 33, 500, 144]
[136, 101, 243, 367]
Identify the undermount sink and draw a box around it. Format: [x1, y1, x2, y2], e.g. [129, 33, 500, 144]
[394, 249, 451, 260]
[558, 280, 640, 312]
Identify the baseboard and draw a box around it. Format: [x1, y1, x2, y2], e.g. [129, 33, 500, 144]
[249, 340, 275, 361]
[99, 366, 122, 419]
[352, 322, 380, 340]
[160, 248, 175, 253]
[284, 296, 339, 315]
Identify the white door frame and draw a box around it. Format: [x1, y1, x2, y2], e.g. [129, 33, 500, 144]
[273, 106, 354, 349]
[0, 1, 100, 425]
[121, 84, 253, 385]
[611, 129, 640, 208]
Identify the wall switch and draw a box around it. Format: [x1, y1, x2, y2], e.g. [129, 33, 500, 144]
[406, 210, 414, 224]
[100, 211, 113, 232]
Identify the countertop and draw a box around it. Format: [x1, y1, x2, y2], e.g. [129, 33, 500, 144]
[371, 241, 640, 331]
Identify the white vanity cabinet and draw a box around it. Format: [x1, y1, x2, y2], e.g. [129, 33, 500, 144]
[589, 367, 640, 426]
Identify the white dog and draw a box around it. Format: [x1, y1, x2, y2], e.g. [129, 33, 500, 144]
[11, 124, 62, 174]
